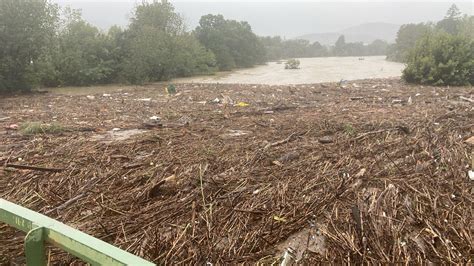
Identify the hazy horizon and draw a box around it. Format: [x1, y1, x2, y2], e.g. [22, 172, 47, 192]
[54, 1, 473, 38]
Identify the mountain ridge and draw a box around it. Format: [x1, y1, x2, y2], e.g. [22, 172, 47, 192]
[297, 22, 400, 45]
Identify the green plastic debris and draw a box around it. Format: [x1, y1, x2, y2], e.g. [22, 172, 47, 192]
[166, 84, 177, 95]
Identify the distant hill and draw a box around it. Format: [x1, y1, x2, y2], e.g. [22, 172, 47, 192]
[297, 22, 400, 45]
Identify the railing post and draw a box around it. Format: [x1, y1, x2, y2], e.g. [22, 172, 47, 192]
[25, 227, 47, 266]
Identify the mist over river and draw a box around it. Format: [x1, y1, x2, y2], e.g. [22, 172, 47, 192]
[174, 56, 405, 85]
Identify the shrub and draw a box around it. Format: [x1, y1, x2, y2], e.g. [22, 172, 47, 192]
[402, 31, 473, 86]
[284, 59, 300, 69]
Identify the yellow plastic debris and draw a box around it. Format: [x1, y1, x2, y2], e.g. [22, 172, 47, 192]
[235, 102, 250, 107]
[273, 215, 287, 222]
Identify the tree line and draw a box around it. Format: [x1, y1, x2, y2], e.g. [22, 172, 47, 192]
[260, 36, 389, 61]
[388, 4, 473, 85]
[1, 1, 472, 93]
[0, 0, 266, 93]
[0, 0, 394, 93]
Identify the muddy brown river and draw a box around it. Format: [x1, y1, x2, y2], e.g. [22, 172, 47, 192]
[174, 56, 404, 85]
[49, 56, 405, 95]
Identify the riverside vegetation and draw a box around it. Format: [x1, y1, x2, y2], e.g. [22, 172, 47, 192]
[0, 1, 472, 92]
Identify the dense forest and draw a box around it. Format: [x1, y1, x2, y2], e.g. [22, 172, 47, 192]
[0, 1, 472, 93]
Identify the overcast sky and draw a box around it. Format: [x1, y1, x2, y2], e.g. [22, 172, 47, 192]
[53, 1, 473, 37]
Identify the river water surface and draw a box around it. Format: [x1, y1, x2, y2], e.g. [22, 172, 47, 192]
[50, 56, 405, 95]
[174, 56, 404, 85]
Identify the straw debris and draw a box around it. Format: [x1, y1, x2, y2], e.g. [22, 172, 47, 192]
[0, 78, 472, 264]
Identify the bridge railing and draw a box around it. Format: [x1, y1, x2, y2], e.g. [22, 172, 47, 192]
[0, 199, 155, 266]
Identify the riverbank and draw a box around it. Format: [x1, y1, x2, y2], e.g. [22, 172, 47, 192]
[1, 78, 473, 264]
[2, 56, 402, 96]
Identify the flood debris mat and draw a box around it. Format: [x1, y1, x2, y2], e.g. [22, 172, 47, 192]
[1, 78, 473, 264]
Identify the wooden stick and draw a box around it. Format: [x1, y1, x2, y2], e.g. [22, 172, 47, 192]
[459, 96, 474, 103]
[353, 129, 393, 141]
[264, 133, 296, 150]
[5, 163, 64, 173]
[45, 177, 99, 215]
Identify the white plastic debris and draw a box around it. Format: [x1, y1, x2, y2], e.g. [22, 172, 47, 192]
[149, 116, 161, 121]
[468, 170, 474, 181]
[220, 129, 251, 138]
[86, 95, 95, 100]
[112, 128, 121, 131]
[103, 93, 111, 97]
[222, 95, 234, 105]
[137, 98, 151, 102]
[212, 98, 221, 103]
[280, 247, 296, 266]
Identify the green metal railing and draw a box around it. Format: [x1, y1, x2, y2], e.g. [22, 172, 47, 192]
[0, 199, 155, 266]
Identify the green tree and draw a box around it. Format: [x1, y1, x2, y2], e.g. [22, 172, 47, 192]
[195, 15, 236, 70]
[333, 35, 347, 56]
[445, 3, 462, 18]
[195, 14, 265, 70]
[387, 23, 432, 62]
[260, 36, 328, 60]
[345, 42, 365, 56]
[367, 39, 389, 55]
[403, 31, 473, 86]
[104, 25, 128, 83]
[0, 0, 59, 92]
[282, 39, 311, 58]
[458, 15, 474, 39]
[121, 1, 215, 84]
[309, 42, 329, 57]
[437, 4, 462, 34]
[172, 34, 216, 77]
[260, 36, 285, 60]
[53, 9, 117, 86]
